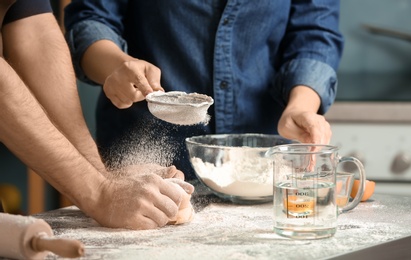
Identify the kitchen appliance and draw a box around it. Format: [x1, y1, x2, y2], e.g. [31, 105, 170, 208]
[328, 2, 411, 196]
[326, 103, 411, 196]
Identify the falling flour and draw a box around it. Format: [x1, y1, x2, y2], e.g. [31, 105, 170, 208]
[106, 118, 177, 170]
[190, 155, 273, 197]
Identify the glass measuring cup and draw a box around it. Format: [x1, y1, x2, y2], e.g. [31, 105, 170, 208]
[266, 144, 366, 240]
[336, 172, 355, 207]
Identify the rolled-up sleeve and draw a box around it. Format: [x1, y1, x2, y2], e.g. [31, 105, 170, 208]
[65, 20, 128, 85]
[273, 0, 344, 114]
[274, 58, 337, 114]
[64, 0, 128, 85]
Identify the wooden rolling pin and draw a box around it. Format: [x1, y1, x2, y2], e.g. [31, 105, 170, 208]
[0, 213, 84, 260]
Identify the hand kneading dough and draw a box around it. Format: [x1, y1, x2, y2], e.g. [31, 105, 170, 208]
[168, 190, 195, 225]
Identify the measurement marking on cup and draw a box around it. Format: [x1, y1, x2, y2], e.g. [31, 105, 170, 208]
[284, 193, 315, 218]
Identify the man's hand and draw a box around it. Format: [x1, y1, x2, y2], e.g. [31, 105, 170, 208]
[112, 164, 185, 180]
[166, 179, 195, 225]
[94, 172, 193, 230]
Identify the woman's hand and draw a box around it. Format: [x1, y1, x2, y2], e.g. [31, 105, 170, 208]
[278, 86, 332, 144]
[103, 59, 164, 109]
[278, 108, 331, 144]
[80, 39, 164, 109]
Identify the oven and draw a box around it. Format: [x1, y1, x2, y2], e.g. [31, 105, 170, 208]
[326, 102, 411, 196]
[326, 0, 411, 196]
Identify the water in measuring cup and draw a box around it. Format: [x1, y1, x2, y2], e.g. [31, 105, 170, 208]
[273, 181, 338, 239]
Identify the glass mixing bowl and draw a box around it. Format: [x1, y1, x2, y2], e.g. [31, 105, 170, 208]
[185, 133, 298, 204]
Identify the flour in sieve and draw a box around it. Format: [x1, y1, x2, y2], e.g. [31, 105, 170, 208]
[150, 105, 211, 126]
[146, 91, 214, 126]
[190, 155, 273, 197]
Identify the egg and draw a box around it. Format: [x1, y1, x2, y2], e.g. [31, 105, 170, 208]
[350, 179, 376, 202]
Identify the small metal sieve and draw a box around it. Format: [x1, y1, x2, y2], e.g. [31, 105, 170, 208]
[146, 91, 214, 125]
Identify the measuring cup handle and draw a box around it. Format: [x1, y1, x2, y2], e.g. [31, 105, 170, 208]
[339, 156, 366, 213]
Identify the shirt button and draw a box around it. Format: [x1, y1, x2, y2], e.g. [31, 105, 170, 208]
[222, 18, 229, 25]
[220, 81, 228, 89]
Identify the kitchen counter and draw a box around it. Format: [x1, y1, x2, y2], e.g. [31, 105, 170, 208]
[325, 101, 411, 123]
[33, 193, 411, 260]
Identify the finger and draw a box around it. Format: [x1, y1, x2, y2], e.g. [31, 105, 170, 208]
[117, 91, 136, 107]
[109, 95, 133, 109]
[145, 65, 163, 91]
[103, 83, 133, 109]
[172, 169, 185, 180]
[152, 166, 185, 180]
[128, 186, 179, 227]
[128, 63, 155, 95]
[133, 80, 153, 97]
[148, 209, 174, 228]
[155, 165, 176, 179]
[168, 204, 195, 225]
[115, 81, 145, 103]
[326, 127, 332, 145]
[166, 178, 195, 195]
[158, 180, 184, 209]
[152, 192, 180, 221]
[165, 165, 185, 180]
[323, 121, 332, 144]
[126, 215, 160, 230]
[129, 87, 146, 102]
[140, 203, 173, 228]
[296, 114, 321, 144]
[306, 125, 321, 144]
[307, 116, 331, 144]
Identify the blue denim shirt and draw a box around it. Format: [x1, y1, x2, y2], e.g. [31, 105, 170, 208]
[65, 0, 343, 179]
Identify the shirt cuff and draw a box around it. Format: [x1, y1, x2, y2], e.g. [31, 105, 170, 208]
[65, 20, 128, 85]
[273, 58, 338, 114]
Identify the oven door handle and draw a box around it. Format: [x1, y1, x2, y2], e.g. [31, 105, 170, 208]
[362, 23, 411, 42]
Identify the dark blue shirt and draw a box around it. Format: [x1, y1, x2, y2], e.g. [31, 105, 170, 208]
[65, 0, 343, 180]
[4, 0, 51, 25]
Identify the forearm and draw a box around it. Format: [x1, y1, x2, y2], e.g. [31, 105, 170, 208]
[286, 86, 321, 113]
[0, 57, 105, 213]
[3, 13, 107, 172]
[82, 39, 135, 85]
